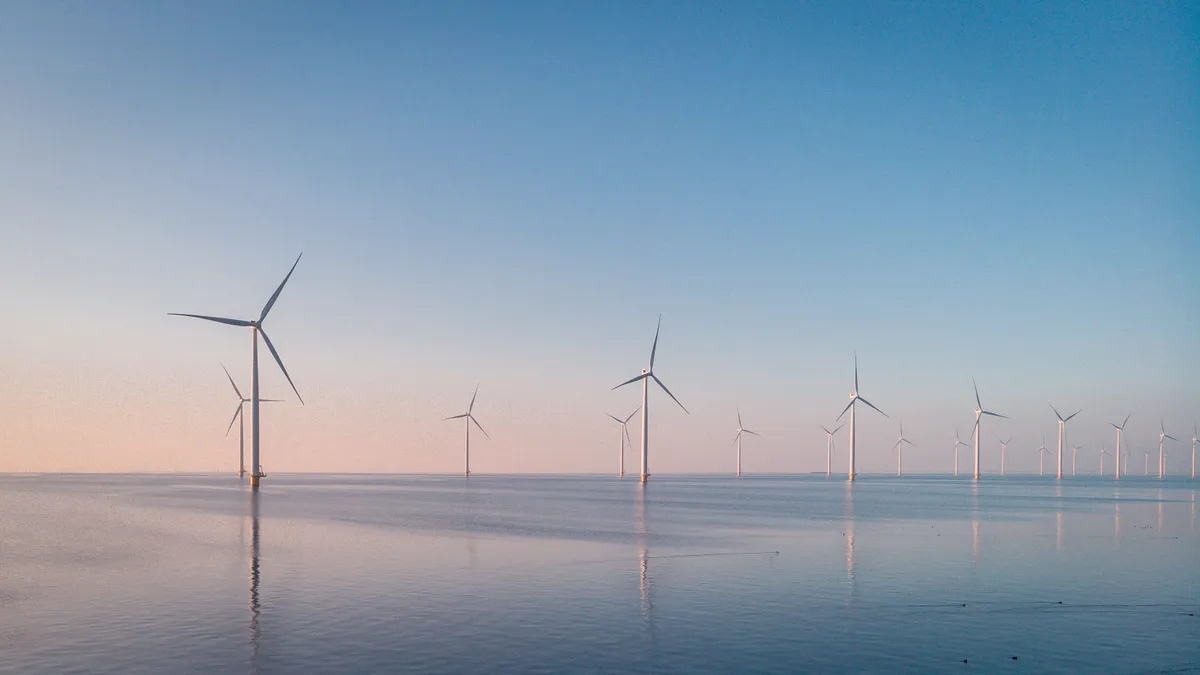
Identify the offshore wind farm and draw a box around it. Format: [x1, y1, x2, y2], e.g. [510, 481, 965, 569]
[1, 3, 1196, 674]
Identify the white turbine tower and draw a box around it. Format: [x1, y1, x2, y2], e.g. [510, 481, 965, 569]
[1049, 404, 1082, 480]
[733, 408, 761, 477]
[835, 354, 887, 481]
[1191, 423, 1197, 480]
[1100, 447, 1111, 475]
[606, 406, 640, 477]
[1122, 449, 1130, 475]
[1110, 414, 1130, 479]
[1158, 420, 1177, 479]
[953, 430, 970, 477]
[443, 384, 489, 477]
[171, 254, 304, 489]
[820, 423, 844, 477]
[1071, 444, 1081, 477]
[1038, 437, 1050, 476]
[894, 423, 914, 476]
[221, 364, 281, 479]
[999, 437, 1012, 476]
[1144, 450, 1151, 476]
[970, 380, 1007, 480]
[613, 316, 688, 483]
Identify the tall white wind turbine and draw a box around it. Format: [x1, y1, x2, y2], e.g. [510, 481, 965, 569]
[835, 354, 887, 481]
[894, 423, 914, 476]
[443, 384, 489, 477]
[1158, 420, 1177, 479]
[999, 437, 1012, 476]
[820, 423, 845, 477]
[1191, 423, 1197, 480]
[733, 408, 761, 477]
[171, 254, 305, 488]
[1038, 437, 1050, 476]
[1100, 447, 1111, 475]
[221, 364, 281, 478]
[1071, 444, 1081, 476]
[953, 430, 970, 477]
[970, 380, 1007, 480]
[1144, 450, 1151, 476]
[613, 316, 688, 483]
[606, 407, 640, 477]
[1049, 404, 1082, 480]
[1110, 414, 1131, 479]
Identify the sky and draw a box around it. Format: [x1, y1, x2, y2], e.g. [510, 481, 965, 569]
[1, 2, 1197, 476]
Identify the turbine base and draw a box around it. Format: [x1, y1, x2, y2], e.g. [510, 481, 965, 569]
[250, 475, 261, 489]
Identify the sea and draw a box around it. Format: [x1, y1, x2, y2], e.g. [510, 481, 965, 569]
[0, 473, 1196, 674]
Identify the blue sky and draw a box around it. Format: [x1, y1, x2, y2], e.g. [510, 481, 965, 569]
[1, 2, 1197, 474]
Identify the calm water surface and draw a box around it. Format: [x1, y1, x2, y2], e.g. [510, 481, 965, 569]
[0, 474, 1196, 673]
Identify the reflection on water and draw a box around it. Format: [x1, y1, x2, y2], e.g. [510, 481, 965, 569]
[248, 489, 261, 669]
[844, 482, 856, 602]
[635, 485, 656, 650]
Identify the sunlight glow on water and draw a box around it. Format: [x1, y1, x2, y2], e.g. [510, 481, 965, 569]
[0, 474, 1196, 673]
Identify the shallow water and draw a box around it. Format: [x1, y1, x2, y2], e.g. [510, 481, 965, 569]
[0, 473, 1196, 674]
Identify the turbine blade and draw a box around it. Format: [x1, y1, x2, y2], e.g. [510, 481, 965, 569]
[744, 429, 761, 437]
[651, 374, 688, 414]
[1165, 434, 1178, 442]
[624, 425, 633, 450]
[225, 403, 242, 436]
[612, 373, 649, 390]
[443, 413, 469, 420]
[1064, 409, 1082, 422]
[623, 405, 641, 424]
[737, 407, 743, 429]
[982, 410, 1008, 419]
[469, 382, 479, 414]
[820, 425, 832, 435]
[973, 378, 981, 409]
[470, 415, 490, 439]
[649, 315, 662, 370]
[836, 399, 854, 422]
[606, 414, 624, 424]
[221, 363, 243, 399]
[854, 352, 859, 393]
[1049, 402, 1063, 421]
[833, 423, 844, 435]
[1122, 413, 1131, 429]
[733, 431, 742, 447]
[903, 438, 915, 446]
[259, 253, 303, 323]
[258, 328, 303, 404]
[857, 396, 887, 418]
[168, 313, 253, 328]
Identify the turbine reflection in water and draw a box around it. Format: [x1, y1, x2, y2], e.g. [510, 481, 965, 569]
[248, 489, 262, 669]
[635, 486, 655, 649]
[844, 481, 856, 603]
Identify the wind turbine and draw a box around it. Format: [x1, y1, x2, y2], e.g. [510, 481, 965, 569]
[999, 437, 1012, 476]
[1158, 420, 1177, 479]
[970, 380, 1007, 480]
[1122, 449, 1130, 475]
[1049, 404, 1082, 480]
[894, 423, 914, 476]
[1071, 444, 1081, 477]
[1038, 437, 1050, 476]
[1144, 450, 1151, 476]
[170, 254, 304, 488]
[443, 383, 489, 477]
[953, 429, 970, 477]
[1191, 423, 1197, 480]
[820, 423, 844, 477]
[613, 316, 688, 483]
[835, 353, 887, 481]
[1100, 447, 1111, 475]
[733, 408, 761, 477]
[220, 364, 281, 478]
[606, 407, 640, 477]
[1110, 414, 1131, 479]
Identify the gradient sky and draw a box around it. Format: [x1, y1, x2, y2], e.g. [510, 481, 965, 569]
[1, 2, 1197, 475]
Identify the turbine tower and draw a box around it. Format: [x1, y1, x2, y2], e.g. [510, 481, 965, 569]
[1038, 437, 1050, 476]
[1158, 420, 1177, 479]
[894, 423, 914, 476]
[1110, 414, 1130, 479]
[606, 407, 640, 477]
[733, 408, 761, 477]
[970, 380, 1007, 480]
[443, 383, 489, 477]
[999, 437, 1012, 476]
[1191, 423, 1197, 480]
[953, 430, 969, 477]
[221, 364, 281, 478]
[835, 353, 887, 481]
[1071, 444, 1081, 477]
[1049, 404, 1082, 480]
[820, 423, 844, 477]
[613, 316, 688, 483]
[1100, 447, 1111, 475]
[170, 254, 305, 489]
[1144, 450, 1151, 476]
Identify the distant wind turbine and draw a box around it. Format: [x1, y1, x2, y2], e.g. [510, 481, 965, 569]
[1191, 423, 1197, 480]
[1110, 414, 1131, 479]
[999, 437, 1012, 476]
[894, 423, 914, 476]
[443, 383, 489, 477]
[836, 353, 887, 481]
[606, 406, 640, 477]
[1158, 420, 1177, 479]
[953, 430, 970, 477]
[1100, 447, 1111, 475]
[1049, 404, 1082, 480]
[170, 254, 304, 488]
[1144, 450, 1151, 476]
[1071, 444, 1081, 477]
[1038, 438, 1050, 476]
[970, 380, 1007, 480]
[613, 316, 688, 483]
[820, 423, 844, 477]
[220, 364, 281, 478]
[1122, 449, 1130, 475]
[733, 408, 761, 477]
